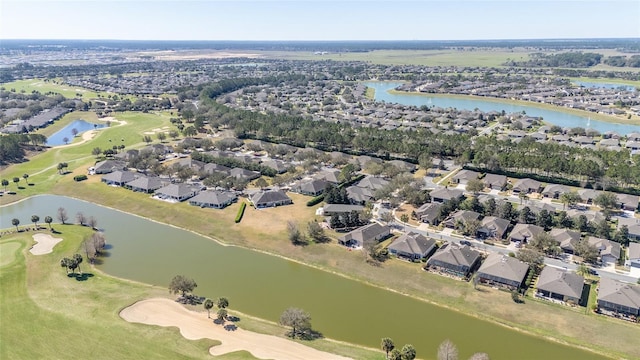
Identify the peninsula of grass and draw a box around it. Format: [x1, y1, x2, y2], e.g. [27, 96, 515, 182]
[2, 110, 639, 360]
[0, 228, 383, 360]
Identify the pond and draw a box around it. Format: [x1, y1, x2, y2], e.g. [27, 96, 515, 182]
[47, 119, 104, 146]
[573, 81, 637, 92]
[365, 82, 640, 135]
[0, 195, 609, 360]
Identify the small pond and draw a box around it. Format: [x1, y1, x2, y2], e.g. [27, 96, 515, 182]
[47, 119, 104, 146]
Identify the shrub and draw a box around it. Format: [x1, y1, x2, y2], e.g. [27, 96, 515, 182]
[306, 195, 324, 207]
[235, 202, 247, 223]
[73, 175, 88, 182]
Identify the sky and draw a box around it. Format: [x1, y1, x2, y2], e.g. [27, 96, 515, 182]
[1, 0, 639, 41]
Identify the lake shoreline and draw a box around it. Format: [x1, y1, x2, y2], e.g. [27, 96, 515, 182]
[0, 194, 618, 360]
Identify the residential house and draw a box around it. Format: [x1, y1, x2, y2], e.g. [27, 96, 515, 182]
[202, 163, 231, 176]
[314, 168, 341, 184]
[155, 183, 198, 202]
[338, 223, 391, 247]
[188, 190, 237, 209]
[451, 170, 480, 185]
[536, 267, 585, 304]
[346, 186, 375, 205]
[414, 202, 443, 225]
[587, 236, 621, 266]
[229, 168, 261, 181]
[322, 204, 365, 216]
[177, 158, 205, 172]
[251, 190, 293, 208]
[483, 174, 508, 191]
[476, 253, 529, 291]
[597, 278, 640, 317]
[577, 189, 602, 205]
[549, 228, 581, 254]
[388, 232, 437, 261]
[291, 179, 328, 196]
[101, 170, 138, 186]
[443, 210, 481, 229]
[566, 209, 604, 223]
[616, 193, 640, 212]
[508, 223, 544, 243]
[617, 217, 640, 242]
[125, 176, 164, 193]
[541, 184, 571, 199]
[388, 160, 417, 173]
[477, 216, 510, 240]
[93, 159, 127, 174]
[512, 178, 542, 194]
[262, 159, 289, 174]
[426, 243, 481, 278]
[627, 243, 640, 268]
[355, 176, 389, 191]
[430, 187, 464, 203]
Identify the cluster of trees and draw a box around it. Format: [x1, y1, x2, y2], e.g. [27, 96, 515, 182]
[506, 52, 603, 68]
[603, 55, 640, 68]
[0, 133, 47, 163]
[60, 254, 83, 275]
[381, 338, 489, 360]
[286, 220, 329, 245]
[329, 211, 369, 230]
[83, 232, 107, 263]
[10, 214, 52, 231]
[203, 297, 230, 323]
[191, 151, 278, 177]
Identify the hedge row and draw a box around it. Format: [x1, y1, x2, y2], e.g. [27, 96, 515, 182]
[306, 195, 325, 207]
[73, 175, 88, 182]
[235, 202, 247, 223]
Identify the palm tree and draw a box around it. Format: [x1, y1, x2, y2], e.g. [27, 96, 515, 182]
[576, 263, 590, 278]
[73, 254, 83, 274]
[518, 192, 528, 205]
[400, 214, 409, 232]
[204, 299, 214, 319]
[400, 344, 416, 360]
[22, 173, 29, 185]
[1, 179, 8, 191]
[381, 338, 395, 359]
[31, 215, 40, 229]
[11, 218, 20, 232]
[216, 297, 229, 309]
[216, 308, 227, 323]
[44, 216, 53, 230]
[13, 177, 20, 188]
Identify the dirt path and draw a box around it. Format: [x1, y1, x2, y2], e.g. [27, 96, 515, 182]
[120, 298, 352, 360]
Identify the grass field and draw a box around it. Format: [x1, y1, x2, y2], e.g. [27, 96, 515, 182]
[1, 79, 139, 101]
[0, 228, 383, 360]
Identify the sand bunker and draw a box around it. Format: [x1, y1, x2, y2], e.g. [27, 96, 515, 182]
[30, 233, 63, 255]
[120, 298, 351, 360]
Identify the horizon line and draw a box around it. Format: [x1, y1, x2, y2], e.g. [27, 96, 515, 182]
[2, 37, 639, 42]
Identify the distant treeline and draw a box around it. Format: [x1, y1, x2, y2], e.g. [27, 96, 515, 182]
[505, 52, 603, 68]
[603, 55, 640, 68]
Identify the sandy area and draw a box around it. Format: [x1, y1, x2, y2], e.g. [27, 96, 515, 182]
[120, 298, 351, 360]
[30, 233, 63, 255]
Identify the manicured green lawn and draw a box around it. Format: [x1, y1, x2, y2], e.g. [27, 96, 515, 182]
[2, 79, 104, 100]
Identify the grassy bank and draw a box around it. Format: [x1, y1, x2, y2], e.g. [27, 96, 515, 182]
[0, 227, 383, 360]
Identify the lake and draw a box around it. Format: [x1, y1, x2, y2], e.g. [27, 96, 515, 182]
[1, 195, 609, 360]
[573, 81, 637, 92]
[365, 82, 640, 135]
[47, 119, 104, 146]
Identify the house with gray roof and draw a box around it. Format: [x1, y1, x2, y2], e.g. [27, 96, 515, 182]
[203, 163, 231, 176]
[536, 267, 585, 304]
[443, 210, 481, 229]
[338, 223, 391, 247]
[430, 187, 464, 203]
[577, 189, 602, 204]
[188, 190, 237, 209]
[566, 209, 604, 223]
[617, 217, 640, 242]
[355, 176, 389, 191]
[177, 158, 205, 172]
[477, 216, 510, 240]
[388, 160, 416, 173]
[597, 278, 640, 317]
[291, 178, 328, 196]
[615, 193, 640, 212]
[587, 236, 621, 265]
[322, 204, 364, 216]
[483, 174, 507, 191]
[451, 169, 480, 185]
[314, 168, 341, 184]
[251, 190, 292, 208]
[512, 178, 542, 194]
[346, 185, 375, 205]
[101, 170, 139, 186]
[627, 243, 640, 268]
[426, 243, 481, 278]
[93, 159, 127, 174]
[155, 183, 198, 202]
[262, 159, 289, 174]
[508, 223, 544, 243]
[125, 176, 165, 193]
[388, 232, 437, 262]
[414, 202, 443, 225]
[541, 184, 571, 199]
[549, 228, 581, 254]
[229, 168, 261, 181]
[476, 253, 529, 291]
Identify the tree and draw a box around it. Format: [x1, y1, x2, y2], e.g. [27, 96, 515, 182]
[287, 221, 305, 245]
[63, 137, 69, 144]
[216, 297, 229, 309]
[400, 214, 409, 232]
[168, 275, 198, 297]
[216, 308, 228, 322]
[438, 339, 458, 360]
[468, 353, 490, 360]
[76, 212, 86, 226]
[516, 248, 544, 270]
[143, 135, 153, 144]
[13, 177, 20, 188]
[389, 349, 403, 360]
[307, 221, 327, 243]
[157, 132, 167, 143]
[22, 173, 29, 185]
[466, 179, 484, 195]
[71, 128, 79, 137]
[204, 299, 214, 318]
[57, 207, 68, 224]
[518, 192, 528, 205]
[560, 191, 581, 210]
[279, 307, 311, 339]
[31, 215, 40, 229]
[594, 192, 618, 212]
[92, 147, 102, 157]
[88, 216, 98, 230]
[339, 163, 356, 183]
[1, 179, 8, 191]
[255, 177, 268, 189]
[418, 153, 432, 171]
[73, 253, 83, 274]
[574, 239, 600, 264]
[576, 263, 590, 277]
[83, 237, 97, 263]
[44, 216, 53, 230]
[381, 338, 395, 359]
[11, 218, 20, 232]
[536, 209, 553, 230]
[169, 130, 179, 140]
[401, 344, 416, 360]
[57, 162, 68, 174]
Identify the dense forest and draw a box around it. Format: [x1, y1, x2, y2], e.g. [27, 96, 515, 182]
[603, 55, 640, 68]
[505, 52, 603, 68]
